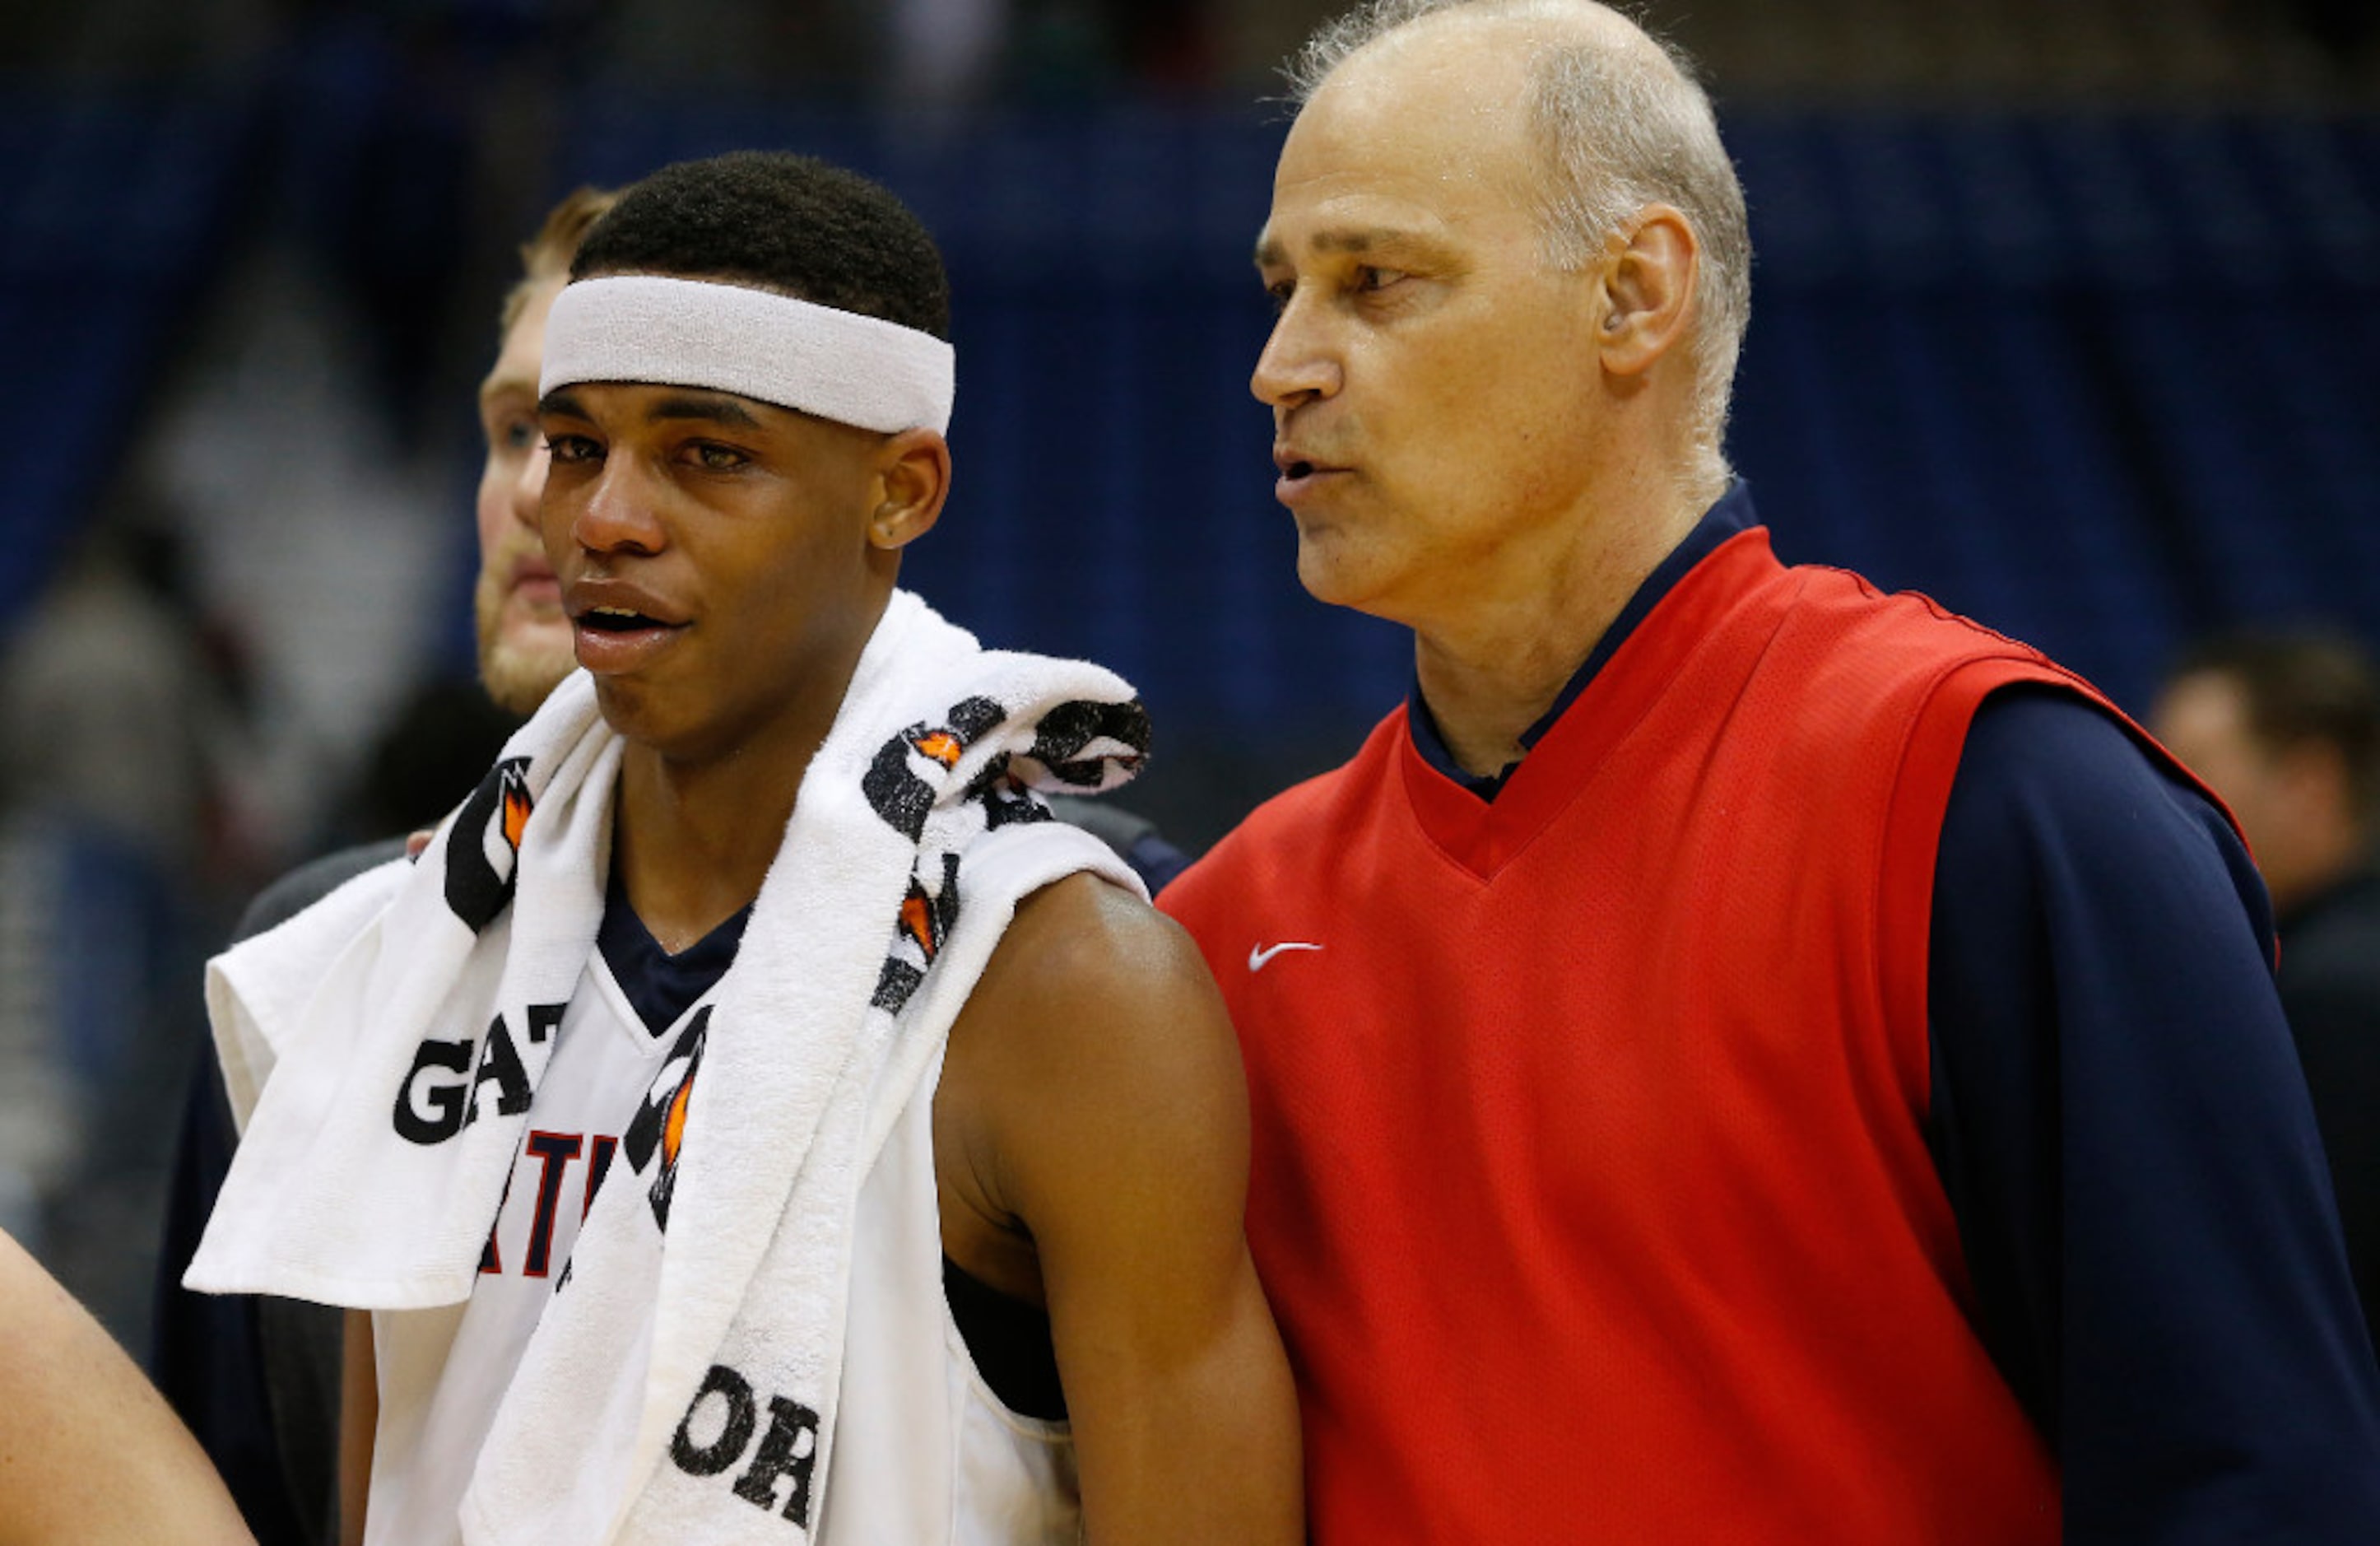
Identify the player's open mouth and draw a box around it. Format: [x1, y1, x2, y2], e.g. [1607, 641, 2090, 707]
[580, 607, 670, 632]
[568, 589, 690, 673]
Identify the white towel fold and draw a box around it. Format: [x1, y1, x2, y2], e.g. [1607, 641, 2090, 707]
[188, 589, 1149, 1544]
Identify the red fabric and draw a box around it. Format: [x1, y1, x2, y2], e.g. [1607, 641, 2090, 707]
[1164, 529, 2099, 1543]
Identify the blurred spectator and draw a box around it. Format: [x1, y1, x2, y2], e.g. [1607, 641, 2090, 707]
[2154, 631, 2380, 1340]
[0, 505, 239, 1325]
[892, 0, 1012, 107]
[0, 508, 230, 878]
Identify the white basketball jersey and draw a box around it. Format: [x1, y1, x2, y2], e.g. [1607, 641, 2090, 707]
[366, 934, 1080, 1544]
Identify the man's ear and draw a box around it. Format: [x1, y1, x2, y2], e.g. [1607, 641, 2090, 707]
[868, 428, 951, 551]
[1597, 203, 1699, 379]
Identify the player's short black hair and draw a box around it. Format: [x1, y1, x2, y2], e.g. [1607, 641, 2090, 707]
[572, 150, 951, 340]
[2174, 629, 2380, 820]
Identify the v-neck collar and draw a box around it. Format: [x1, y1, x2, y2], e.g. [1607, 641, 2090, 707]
[1404, 480, 1761, 801]
[1397, 495, 1781, 880]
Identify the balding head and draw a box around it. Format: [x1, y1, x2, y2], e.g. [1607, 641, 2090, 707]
[1288, 1, 1750, 474]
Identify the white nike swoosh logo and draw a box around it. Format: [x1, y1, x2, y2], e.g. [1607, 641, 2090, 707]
[1248, 941, 1323, 971]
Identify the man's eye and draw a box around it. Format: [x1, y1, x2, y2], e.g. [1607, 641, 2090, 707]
[544, 435, 600, 464]
[691, 442, 748, 471]
[1355, 266, 1408, 293]
[485, 415, 537, 454]
[1263, 278, 1295, 313]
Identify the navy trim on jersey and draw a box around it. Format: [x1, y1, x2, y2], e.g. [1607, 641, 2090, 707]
[1402, 482, 2380, 1533]
[595, 871, 753, 1037]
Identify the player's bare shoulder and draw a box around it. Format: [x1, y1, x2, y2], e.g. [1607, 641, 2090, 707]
[964, 869, 1243, 1091]
[935, 871, 1249, 1296]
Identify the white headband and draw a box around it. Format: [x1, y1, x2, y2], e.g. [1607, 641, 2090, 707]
[539, 274, 955, 435]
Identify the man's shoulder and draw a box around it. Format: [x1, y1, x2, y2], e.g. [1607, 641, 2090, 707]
[1775, 559, 2067, 691]
[231, 837, 411, 943]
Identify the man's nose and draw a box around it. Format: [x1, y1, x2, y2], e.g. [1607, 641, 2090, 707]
[1250, 289, 1341, 408]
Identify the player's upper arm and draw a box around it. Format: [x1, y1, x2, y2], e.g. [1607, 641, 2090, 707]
[947, 873, 1301, 1544]
[0, 1229, 255, 1546]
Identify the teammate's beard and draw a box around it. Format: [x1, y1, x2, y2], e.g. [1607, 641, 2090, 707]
[475, 565, 577, 719]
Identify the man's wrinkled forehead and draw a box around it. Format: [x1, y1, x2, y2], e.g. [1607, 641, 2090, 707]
[1257, 40, 1541, 267]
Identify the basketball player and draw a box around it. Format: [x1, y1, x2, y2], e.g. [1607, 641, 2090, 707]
[159, 181, 1196, 1545]
[192, 151, 1299, 1544]
[1158, 2, 2380, 1539]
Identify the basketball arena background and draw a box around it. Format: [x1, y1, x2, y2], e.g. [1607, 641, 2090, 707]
[0, 0, 2373, 1343]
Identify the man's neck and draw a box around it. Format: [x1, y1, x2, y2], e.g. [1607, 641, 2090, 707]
[610, 745, 807, 954]
[1412, 478, 1710, 780]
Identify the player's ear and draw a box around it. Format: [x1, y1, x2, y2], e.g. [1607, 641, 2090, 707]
[868, 428, 950, 551]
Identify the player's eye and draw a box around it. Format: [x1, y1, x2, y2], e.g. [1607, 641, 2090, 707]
[544, 434, 602, 464]
[1355, 265, 1408, 294]
[689, 441, 749, 472]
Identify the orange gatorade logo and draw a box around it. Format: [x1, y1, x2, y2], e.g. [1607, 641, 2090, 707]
[625, 1008, 709, 1231]
[862, 697, 1008, 841]
[912, 729, 963, 767]
[502, 767, 532, 850]
[444, 756, 535, 932]
[663, 1065, 694, 1170]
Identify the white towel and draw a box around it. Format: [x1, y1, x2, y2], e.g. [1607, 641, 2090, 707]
[188, 589, 1149, 1543]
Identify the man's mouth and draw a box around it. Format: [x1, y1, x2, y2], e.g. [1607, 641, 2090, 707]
[1274, 454, 1347, 502]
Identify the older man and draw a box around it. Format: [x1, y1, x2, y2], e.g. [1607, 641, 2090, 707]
[1159, 2, 2380, 1539]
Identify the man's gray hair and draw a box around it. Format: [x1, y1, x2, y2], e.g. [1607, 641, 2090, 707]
[1287, 1, 1751, 467]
